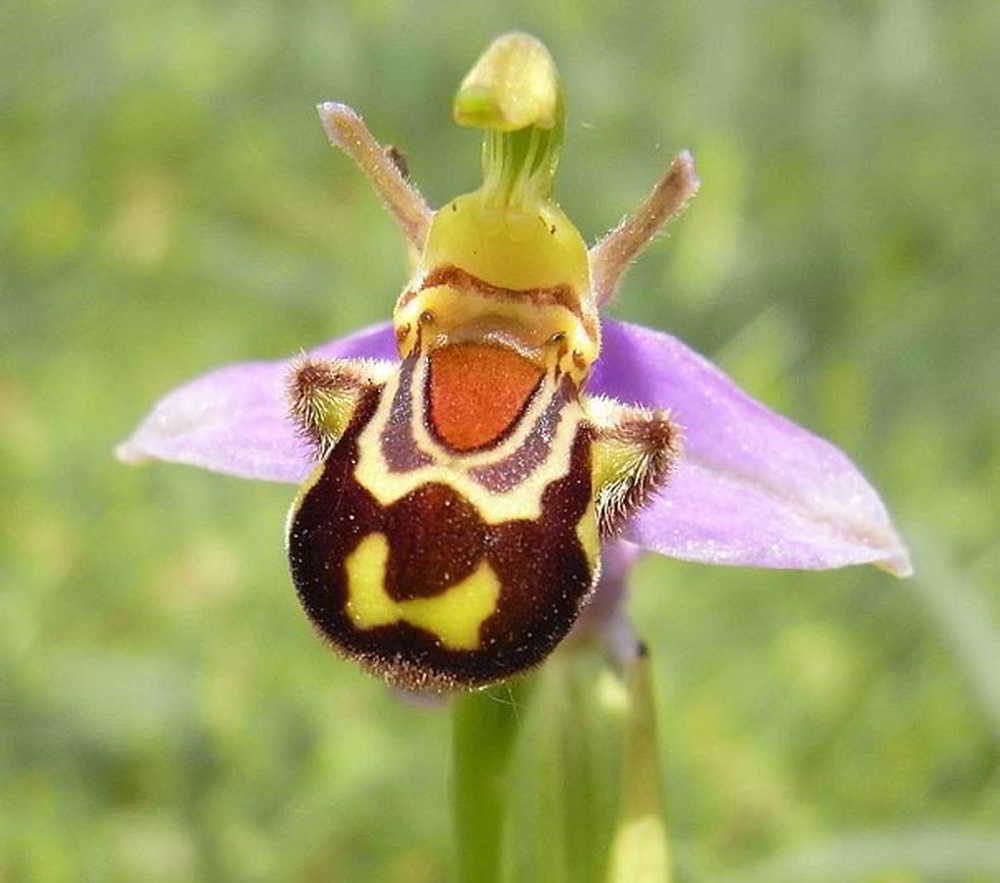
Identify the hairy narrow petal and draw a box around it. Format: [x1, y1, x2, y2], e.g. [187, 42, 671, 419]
[318, 102, 433, 251]
[590, 319, 912, 575]
[589, 151, 700, 307]
[587, 397, 681, 537]
[116, 323, 397, 482]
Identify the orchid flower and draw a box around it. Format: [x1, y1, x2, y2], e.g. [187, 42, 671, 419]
[117, 33, 911, 696]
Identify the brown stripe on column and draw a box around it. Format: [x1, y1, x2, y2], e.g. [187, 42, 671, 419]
[422, 264, 583, 321]
[413, 262, 591, 327]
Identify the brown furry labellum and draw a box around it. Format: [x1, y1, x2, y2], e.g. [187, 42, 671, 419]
[285, 336, 679, 692]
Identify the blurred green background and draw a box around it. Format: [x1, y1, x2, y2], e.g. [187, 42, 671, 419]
[3, 1, 998, 880]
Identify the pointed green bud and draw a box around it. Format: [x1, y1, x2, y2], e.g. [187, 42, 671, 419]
[453, 32, 565, 211]
[454, 32, 559, 131]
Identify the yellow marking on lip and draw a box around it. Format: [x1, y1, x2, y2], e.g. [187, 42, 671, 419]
[345, 533, 501, 650]
[344, 534, 399, 629]
[400, 563, 500, 650]
[575, 505, 600, 571]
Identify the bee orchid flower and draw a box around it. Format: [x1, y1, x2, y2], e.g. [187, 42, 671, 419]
[117, 34, 911, 692]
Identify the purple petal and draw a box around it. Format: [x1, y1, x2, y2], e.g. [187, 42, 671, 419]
[116, 322, 397, 482]
[572, 540, 644, 667]
[591, 319, 912, 576]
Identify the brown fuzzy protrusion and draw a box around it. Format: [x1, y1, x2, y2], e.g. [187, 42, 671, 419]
[587, 398, 682, 537]
[287, 357, 391, 459]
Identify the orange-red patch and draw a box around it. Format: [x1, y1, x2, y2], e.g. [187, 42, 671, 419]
[428, 343, 543, 451]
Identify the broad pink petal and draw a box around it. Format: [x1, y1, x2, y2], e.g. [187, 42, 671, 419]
[115, 322, 397, 482]
[591, 319, 911, 575]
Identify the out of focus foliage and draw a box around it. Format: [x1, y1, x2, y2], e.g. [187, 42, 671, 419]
[2, 2, 998, 881]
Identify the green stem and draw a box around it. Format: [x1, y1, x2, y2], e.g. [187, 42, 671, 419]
[451, 678, 533, 883]
[606, 648, 671, 883]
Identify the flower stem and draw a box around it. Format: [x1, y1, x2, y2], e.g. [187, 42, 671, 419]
[606, 647, 671, 883]
[450, 678, 534, 883]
